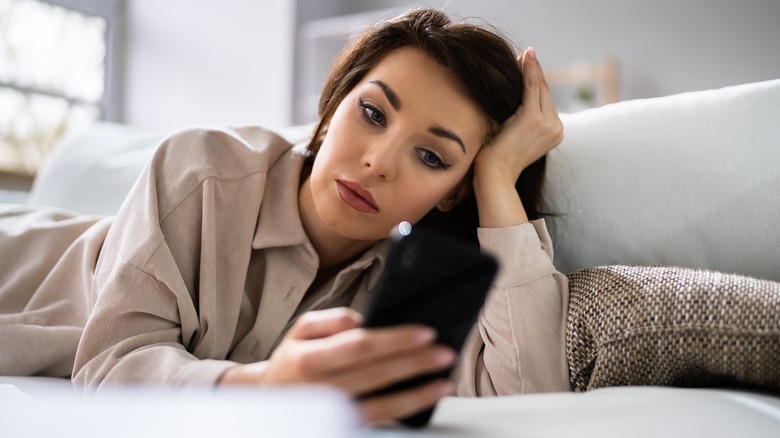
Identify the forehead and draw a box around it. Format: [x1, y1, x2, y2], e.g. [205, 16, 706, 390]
[356, 47, 489, 150]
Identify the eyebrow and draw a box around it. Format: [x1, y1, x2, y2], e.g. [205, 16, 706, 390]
[369, 79, 466, 154]
[369, 80, 401, 111]
[428, 126, 466, 154]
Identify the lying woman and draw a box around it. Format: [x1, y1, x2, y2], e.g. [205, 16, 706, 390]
[0, 7, 567, 423]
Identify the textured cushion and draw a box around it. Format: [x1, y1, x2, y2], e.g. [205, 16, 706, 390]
[567, 265, 780, 392]
[546, 79, 780, 282]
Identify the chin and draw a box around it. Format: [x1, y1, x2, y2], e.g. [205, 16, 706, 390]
[332, 220, 391, 241]
[318, 215, 393, 241]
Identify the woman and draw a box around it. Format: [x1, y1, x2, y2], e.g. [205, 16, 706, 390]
[0, 8, 565, 423]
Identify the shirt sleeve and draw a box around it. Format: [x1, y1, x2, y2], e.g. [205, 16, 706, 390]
[73, 261, 239, 389]
[452, 219, 571, 396]
[71, 128, 267, 391]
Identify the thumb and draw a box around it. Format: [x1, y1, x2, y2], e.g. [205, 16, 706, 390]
[288, 307, 364, 340]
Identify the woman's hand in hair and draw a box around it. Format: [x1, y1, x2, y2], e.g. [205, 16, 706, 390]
[472, 47, 564, 228]
[476, 47, 563, 182]
[217, 307, 455, 424]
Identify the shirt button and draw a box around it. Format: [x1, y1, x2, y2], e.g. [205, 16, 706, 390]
[283, 286, 297, 301]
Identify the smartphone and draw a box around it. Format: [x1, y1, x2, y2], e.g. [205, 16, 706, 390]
[361, 222, 498, 427]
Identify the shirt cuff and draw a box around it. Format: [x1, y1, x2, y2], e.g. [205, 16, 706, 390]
[172, 358, 240, 387]
[477, 220, 556, 287]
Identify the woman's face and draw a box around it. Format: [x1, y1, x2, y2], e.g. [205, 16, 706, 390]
[309, 47, 489, 240]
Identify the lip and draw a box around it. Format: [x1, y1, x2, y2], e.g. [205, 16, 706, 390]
[336, 179, 380, 214]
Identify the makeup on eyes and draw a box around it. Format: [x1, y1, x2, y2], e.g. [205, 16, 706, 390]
[354, 79, 467, 171]
[365, 80, 467, 154]
[369, 80, 401, 111]
[358, 98, 386, 126]
[415, 147, 452, 170]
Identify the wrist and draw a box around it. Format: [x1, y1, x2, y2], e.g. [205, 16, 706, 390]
[217, 361, 269, 385]
[472, 172, 529, 229]
[473, 147, 527, 186]
[473, 164, 519, 197]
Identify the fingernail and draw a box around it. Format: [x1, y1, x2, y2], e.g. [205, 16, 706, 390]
[438, 382, 454, 397]
[527, 46, 536, 60]
[414, 328, 436, 344]
[435, 348, 455, 365]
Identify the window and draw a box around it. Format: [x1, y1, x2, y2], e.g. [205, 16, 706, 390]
[0, 0, 124, 178]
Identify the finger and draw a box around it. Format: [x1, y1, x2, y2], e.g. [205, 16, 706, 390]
[288, 308, 363, 340]
[524, 47, 558, 113]
[359, 379, 454, 425]
[540, 82, 558, 117]
[521, 47, 542, 108]
[538, 77, 555, 112]
[330, 345, 455, 395]
[302, 325, 436, 374]
[532, 59, 559, 116]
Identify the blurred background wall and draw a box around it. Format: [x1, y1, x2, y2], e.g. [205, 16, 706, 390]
[2, 0, 779, 176]
[123, 0, 296, 131]
[0, 0, 777, 200]
[121, 0, 780, 130]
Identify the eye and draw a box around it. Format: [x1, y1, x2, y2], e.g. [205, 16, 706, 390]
[415, 148, 451, 170]
[359, 99, 386, 126]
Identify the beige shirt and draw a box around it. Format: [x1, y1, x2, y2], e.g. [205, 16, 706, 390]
[0, 126, 570, 395]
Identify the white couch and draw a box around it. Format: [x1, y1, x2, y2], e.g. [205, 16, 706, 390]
[3, 79, 779, 437]
[28, 80, 780, 283]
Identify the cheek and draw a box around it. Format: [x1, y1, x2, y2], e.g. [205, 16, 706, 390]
[308, 128, 356, 205]
[316, 114, 359, 164]
[312, 132, 346, 176]
[394, 177, 464, 221]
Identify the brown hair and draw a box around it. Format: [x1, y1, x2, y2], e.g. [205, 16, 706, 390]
[305, 8, 549, 244]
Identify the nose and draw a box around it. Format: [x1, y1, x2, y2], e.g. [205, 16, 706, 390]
[361, 138, 399, 181]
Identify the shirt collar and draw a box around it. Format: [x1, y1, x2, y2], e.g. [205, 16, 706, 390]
[252, 142, 310, 250]
[250, 140, 393, 285]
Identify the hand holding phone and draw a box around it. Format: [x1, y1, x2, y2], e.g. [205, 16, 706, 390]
[362, 222, 498, 427]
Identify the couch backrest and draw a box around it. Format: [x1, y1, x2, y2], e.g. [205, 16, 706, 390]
[27, 124, 313, 217]
[546, 79, 780, 282]
[28, 79, 780, 282]
[28, 123, 164, 217]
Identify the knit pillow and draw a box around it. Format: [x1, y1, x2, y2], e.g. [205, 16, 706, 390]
[566, 265, 780, 392]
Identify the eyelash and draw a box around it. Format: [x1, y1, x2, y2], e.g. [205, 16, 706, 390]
[357, 98, 452, 171]
[415, 148, 451, 170]
[359, 98, 386, 126]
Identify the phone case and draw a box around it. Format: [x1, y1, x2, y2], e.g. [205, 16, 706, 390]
[362, 225, 498, 427]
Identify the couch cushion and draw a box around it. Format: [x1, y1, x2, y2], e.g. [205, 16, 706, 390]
[546, 79, 780, 282]
[27, 123, 164, 216]
[567, 265, 780, 392]
[27, 124, 314, 216]
[433, 386, 780, 438]
[0, 376, 74, 398]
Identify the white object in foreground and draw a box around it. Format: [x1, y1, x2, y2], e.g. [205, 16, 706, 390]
[0, 386, 359, 438]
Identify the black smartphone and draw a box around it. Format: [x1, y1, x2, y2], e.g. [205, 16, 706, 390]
[361, 223, 498, 427]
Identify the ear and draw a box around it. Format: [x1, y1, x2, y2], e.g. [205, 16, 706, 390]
[436, 178, 471, 212]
